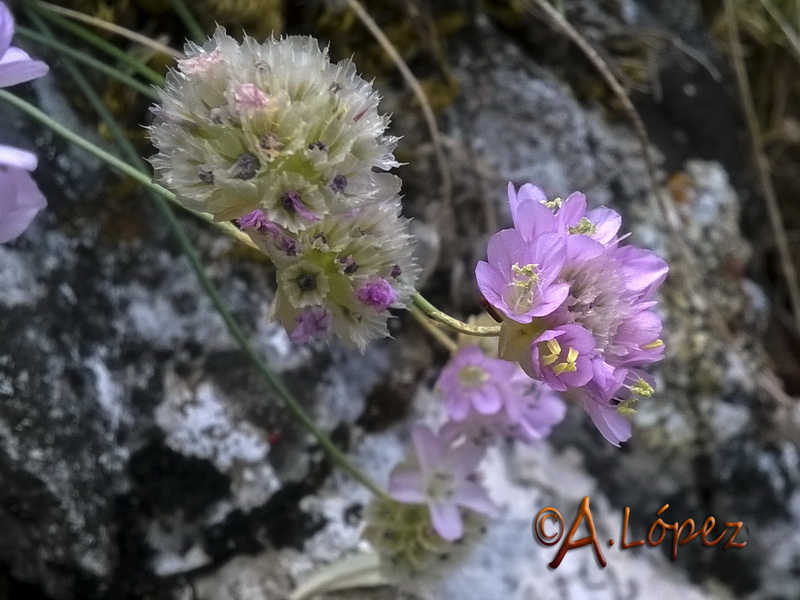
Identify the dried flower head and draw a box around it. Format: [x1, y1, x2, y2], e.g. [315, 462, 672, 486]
[149, 28, 400, 232]
[245, 199, 418, 349]
[362, 495, 488, 575]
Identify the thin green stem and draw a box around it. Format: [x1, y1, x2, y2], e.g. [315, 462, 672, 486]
[15, 25, 159, 101]
[0, 89, 388, 499]
[23, 0, 165, 85]
[412, 294, 501, 337]
[167, 0, 206, 43]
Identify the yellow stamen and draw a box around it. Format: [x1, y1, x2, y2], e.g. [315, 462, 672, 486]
[511, 262, 540, 287]
[630, 378, 654, 398]
[642, 339, 664, 350]
[552, 346, 579, 375]
[544, 197, 563, 209]
[541, 339, 561, 365]
[567, 217, 598, 236]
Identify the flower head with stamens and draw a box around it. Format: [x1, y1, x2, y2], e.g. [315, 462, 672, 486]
[388, 424, 495, 541]
[149, 27, 400, 232]
[479, 182, 668, 445]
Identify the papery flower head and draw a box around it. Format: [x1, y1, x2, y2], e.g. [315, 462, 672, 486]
[0, 1, 49, 244]
[244, 199, 418, 349]
[362, 495, 488, 574]
[387, 424, 495, 541]
[478, 183, 668, 446]
[438, 345, 566, 446]
[149, 28, 400, 232]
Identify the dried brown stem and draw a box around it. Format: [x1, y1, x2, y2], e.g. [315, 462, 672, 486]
[724, 0, 800, 334]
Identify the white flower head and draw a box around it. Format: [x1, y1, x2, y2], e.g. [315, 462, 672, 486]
[149, 28, 400, 232]
[245, 199, 418, 349]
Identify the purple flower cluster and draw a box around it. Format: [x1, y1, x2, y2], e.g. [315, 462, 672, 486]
[387, 345, 566, 541]
[0, 1, 48, 244]
[476, 183, 668, 446]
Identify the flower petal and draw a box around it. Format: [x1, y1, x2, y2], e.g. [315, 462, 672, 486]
[582, 397, 632, 447]
[0, 167, 46, 243]
[453, 481, 496, 516]
[411, 424, 442, 473]
[429, 501, 463, 541]
[0, 144, 37, 170]
[0, 47, 49, 87]
[387, 469, 426, 503]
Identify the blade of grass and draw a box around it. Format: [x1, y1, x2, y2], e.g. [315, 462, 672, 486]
[25, 1, 165, 86]
[15, 25, 159, 101]
[28, 0, 182, 59]
[166, 0, 206, 43]
[724, 0, 800, 334]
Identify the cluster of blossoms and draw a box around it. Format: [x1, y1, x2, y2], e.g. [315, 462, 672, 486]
[0, 1, 48, 244]
[365, 344, 566, 566]
[476, 184, 668, 446]
[369, 184, 667, 566]
[149, 28, 417, 347]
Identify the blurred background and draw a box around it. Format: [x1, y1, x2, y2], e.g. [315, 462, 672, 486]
[2, 0, 800, 598]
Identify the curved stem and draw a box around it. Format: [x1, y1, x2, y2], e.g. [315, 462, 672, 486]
[408, 304, 458, 354]
[412, 294, 501, 337]
[0, 89, 388, 500]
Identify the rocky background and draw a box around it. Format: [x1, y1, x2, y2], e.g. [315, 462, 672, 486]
[2, 0, 800, 599]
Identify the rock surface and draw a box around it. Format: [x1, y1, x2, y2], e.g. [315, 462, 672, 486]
[2, 1, 799, 599]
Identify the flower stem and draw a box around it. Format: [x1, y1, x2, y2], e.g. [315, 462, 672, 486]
[411, 294, 501, 337]
[0, 91, 388, 500]
[408, 304, 458, 354]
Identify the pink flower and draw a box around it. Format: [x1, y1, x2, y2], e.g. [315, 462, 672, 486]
[356, 278, 396, 311]
[388, 424, 495, 541]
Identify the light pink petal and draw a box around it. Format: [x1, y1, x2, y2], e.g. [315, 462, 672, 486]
[453, 481, 497, 516]
[387, 470, 426, 503]
[617, 246, 669, 297]
[475, 261, 506, 307]
[0, 47, 49, 87]
[0, 144, 37, 170]
[586, 207, 622, 244]
[0, 168, 46, 243]
[411, 424, 442, 473]
[429, 501, 463, 541]
[582, 398, 632, 447]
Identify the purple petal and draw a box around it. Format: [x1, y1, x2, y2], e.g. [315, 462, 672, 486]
[532, 282, 569, 316]
[557, 191, 587, 227]
[447, 440, 486, 477]
[0, 3, 12, 57]
[453, 481, 496, 516]
[411, 424, 443, 473]
[0, 47, 49, 87]
[471, 388, 502, 415]
[0, 144, 37, 170]
[446, 396, 471, 421]
[582, 397, 632, 447]
[566, 234, 604, 263]
[512, 195, 557, 242]
[616, 246, 669, 297]
[429, 501, 463, 541]
[485, 228, 528, 269]
[387, 470, 426, 503]
[0, 167, 46, 243]
[586, 207, 621, 244]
